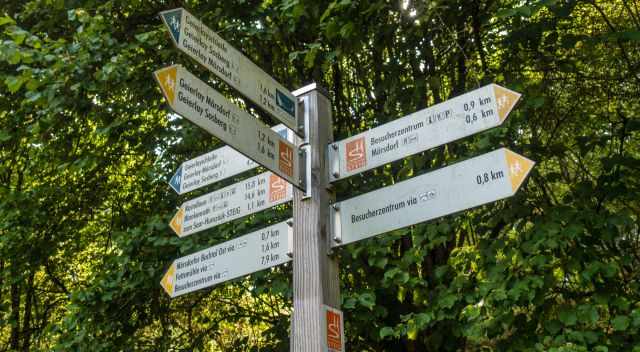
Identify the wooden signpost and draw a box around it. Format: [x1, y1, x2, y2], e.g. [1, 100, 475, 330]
[154, 7, 535, 352]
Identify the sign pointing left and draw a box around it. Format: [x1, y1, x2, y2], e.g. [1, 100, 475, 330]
[170, 124, 290, 195]
[154, 65, 303, 190]
[169, 171, 292, 238]
[159, 8, 299, 133]
[161, 220, 292, 298]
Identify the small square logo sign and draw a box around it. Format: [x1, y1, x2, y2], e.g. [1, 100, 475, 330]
[269, 174, 287, 203]
[278, 141, 294, 178]
[324, 305, 344, 352]
[346, 137, 366, 172]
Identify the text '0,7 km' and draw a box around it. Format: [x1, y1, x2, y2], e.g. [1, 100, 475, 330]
[161, 220, 292, 298]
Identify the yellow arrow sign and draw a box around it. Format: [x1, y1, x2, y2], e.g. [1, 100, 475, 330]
[155, 66, 177, 106]
[160, 263, 176, 296]
[169, 208, 184, 237]
[493, 84, 521, 123]
[505, 149, 535, 193]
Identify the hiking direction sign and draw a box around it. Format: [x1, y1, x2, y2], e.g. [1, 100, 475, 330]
[160, 8, 298, 133]
[170, 124, 291, 195]
[331, 148, 534, 247]
[154, 65, 303, 190]
[161, 220, 292, 298]
[328, 84, 521, 181]
[170, 171, 292, 238]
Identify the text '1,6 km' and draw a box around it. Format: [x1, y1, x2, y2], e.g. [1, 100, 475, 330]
[161, 221, 292, 298]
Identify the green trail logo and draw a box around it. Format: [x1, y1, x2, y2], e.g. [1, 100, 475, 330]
[276, 89, 295, 118]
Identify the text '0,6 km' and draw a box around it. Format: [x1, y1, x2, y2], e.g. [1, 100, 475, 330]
[161, 220, 292, 298]
[331, 148, 535, 247]
[154, 65, 302, 190]
[160, 8, 298, 133]
[328, 84, 521, 181]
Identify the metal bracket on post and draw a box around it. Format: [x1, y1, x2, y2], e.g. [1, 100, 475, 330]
[298, 146, 310, 199]
[328, 142, 341, 184]
[296, 95, 312, 200]
[286, 218, 294, 258]
[296, 94, 307, 139]
[329, 203, 342, 253]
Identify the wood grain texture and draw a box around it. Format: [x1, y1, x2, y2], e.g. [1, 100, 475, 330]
[291, 87, 341, 352]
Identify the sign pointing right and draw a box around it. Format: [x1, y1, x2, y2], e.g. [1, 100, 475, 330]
[330, 148, 534, 247]
[328, 84, 521, 181]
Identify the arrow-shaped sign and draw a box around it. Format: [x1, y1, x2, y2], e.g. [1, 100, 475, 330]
[159, 8, 298, 133]
[170, 171, 292, 238]
[328, 84, 521, 181]
[161, 220, 292, 298]
[330, 148, 534, 247]
[170, 124, 290, 194]
[154, 65, 303, 190]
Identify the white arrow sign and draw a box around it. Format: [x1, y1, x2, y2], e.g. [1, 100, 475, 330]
[170, 171, 292, 238]
[328, 84, 521, 181]
[331, 148, 534, 247]
[160, 8, 298, 132]
[170, 124, 291, 194]
[154, 65, 302, 190]
[161, 220, 292, 298]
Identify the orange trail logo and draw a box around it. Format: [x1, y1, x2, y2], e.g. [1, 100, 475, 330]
[278, 141, 294, 178]
[346, 137, 367, 172]
[269, 174, 287, 203]
[326, 309, 343, 351]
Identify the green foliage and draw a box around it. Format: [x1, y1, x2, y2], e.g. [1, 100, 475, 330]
[0, 0, 639, 351]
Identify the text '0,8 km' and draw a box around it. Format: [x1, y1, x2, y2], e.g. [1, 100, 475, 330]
[159, 8, 298, 133]
[331, 148, 535, 247]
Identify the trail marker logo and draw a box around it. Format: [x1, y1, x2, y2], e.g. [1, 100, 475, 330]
[278, 141, 294, 177]
[160, 263, 176, 297]
[169, 208, 185, 236]
[324, 306, 344, 352]
[269, 174, 287, 203]
[346, 137, 367, 172]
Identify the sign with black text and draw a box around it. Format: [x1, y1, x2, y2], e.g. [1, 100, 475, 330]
[154, 65, 302, 189]
[170, 171, 292, 238]
[161, 221, 292, 297]
[160, 8, 298, 132]
[331, 148, 534, 247]
[329, 84, 521, 181]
